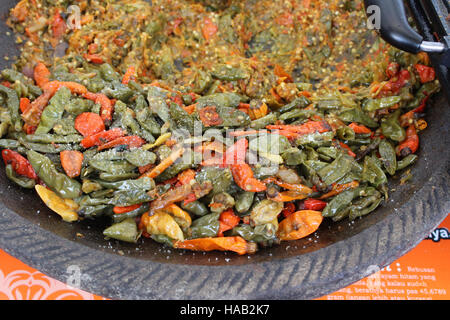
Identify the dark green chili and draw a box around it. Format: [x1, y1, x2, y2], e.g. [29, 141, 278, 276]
[27, 150, 81, 199]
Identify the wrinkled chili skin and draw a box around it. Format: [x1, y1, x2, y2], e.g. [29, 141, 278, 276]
[2, 149, 37, 180]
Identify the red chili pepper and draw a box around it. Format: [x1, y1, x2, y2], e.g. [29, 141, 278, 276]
[82, 92, 114, 123]
[97, 135, 146, 151]
[303, 199, 327, 211]
[183, 193, 197, 206]
[412, 95, 430, 114]
[83, 53, 104, 64]
[380, 69, 411, 95]
[339, 141, 356, 158]
[74, 112, 105, 137]
[80, 128, 125, 149]
[282, 202, 296, 218]
[414, 64, 435, 84]
[60, 150, 84, 178]
[267, 120, 331, 135]
[113, 204, 142, 214]
[23, 78, 89, 128]
[386, 62, 400, 79]
[43, 80, 88, 96]
[396, 125, 419, 157]
[224, 138, 248, 166]
[51, 10, 67, 40]
[182, 104, 196, 115]
[2, 149, 37, 180]
[275, 130, 301, 140]
[273, 64, 293, 82]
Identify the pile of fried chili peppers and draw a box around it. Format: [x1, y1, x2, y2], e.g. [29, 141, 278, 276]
[0, 0, 440, 255]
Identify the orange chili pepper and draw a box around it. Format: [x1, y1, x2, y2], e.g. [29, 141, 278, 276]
[165, 139, 177, 147]
[51, 10, 67, 41]
[83, 53, 104, 64]
[80, 128, 125, 148]
[230, 163, 266, 192]
[414, 64, 435, 84]
[269, 87, 282, 102]
[319, 180, 360, 199]
[303, 199, 327, 211]
[10, 0, 28, 22]
[174, 237, 257, 255]
[60, 150, 84, 178]
[263, 177, 313, 195]
[339, 141, 356, 158]
[228, 130, 267, 137]
[2, 149, 37, 180]
[198, 105, 223, 127]
[348, 122, 372, 134]
[271, 190, 309, 202]
[202, 138, 248, 167]
[43, 80, 88, 96]
[194, 140, 225, 154]
[282, 202, 296, 218]
[277, 210, 323, 241]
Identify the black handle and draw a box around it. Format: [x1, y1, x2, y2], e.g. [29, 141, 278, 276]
[364, 0, 423, 53]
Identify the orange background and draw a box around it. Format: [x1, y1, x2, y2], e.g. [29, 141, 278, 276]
[0, 215, 448, 300]
[318, 214, 450, 300]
